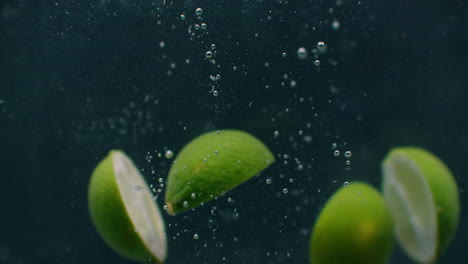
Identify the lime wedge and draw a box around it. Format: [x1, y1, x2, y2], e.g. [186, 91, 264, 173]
[310, 182, 394, 264]
[88, 150, 167, 263]
[382, 147, 460, 264]
[165, 129, 274, 215]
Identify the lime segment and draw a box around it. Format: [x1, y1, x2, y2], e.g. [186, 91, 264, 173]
[88, 150, 167, 263]
[165, 130, 274, 215]
[310, 182, 394, 264]
[382, 147, 460, 264]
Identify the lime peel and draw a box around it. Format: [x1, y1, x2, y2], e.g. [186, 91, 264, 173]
[165, 129, 274, 215]
[310, 182, 394, 264]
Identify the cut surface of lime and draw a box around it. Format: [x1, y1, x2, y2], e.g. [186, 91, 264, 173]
[310, 182, 394, 264]
[88, 150, 167, 263]
[165, 129, 274, 215]
[382, 147, 460, 264]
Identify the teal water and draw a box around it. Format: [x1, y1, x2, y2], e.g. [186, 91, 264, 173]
[0, 0, 466, 263]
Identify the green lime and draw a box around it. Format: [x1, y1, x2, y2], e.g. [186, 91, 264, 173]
[310, 182, 394, 264]
[88, 150, 167, 263]
[382, 147, 460, 264]
[165, 129, 274, 215]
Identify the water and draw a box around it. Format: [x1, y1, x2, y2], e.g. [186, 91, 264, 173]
[1, 0, 467, 264]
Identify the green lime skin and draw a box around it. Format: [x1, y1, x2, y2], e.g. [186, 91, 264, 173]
[88, 150, 162, 263]
[165, 130, 274, 215]
[310, 182, 394, 264]
[384, 147, 460, 258]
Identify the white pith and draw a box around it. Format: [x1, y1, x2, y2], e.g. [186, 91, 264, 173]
[113, 151, 167, 262]
[383, 154, 437, 264]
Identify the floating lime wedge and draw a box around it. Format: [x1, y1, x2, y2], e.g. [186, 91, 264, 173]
[165, 129, 274, 215]
[382, 147, 460, 264]
[310, 182, 394, 264]
[88, 150, 167, 263]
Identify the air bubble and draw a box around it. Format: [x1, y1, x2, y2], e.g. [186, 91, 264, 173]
[195, 8, 203, 16]
[283, 188, 289, 194]
[201, 23, 207, 29]
[334, 150, 340, 157]
[297, 47, 308, 59]
[332, 20, 340, 30]
[314, 59, 320, 66]
[274, 130, 280, 137]
[282, 52, 287, 57]
[345, 151, 352, 158]
[343, 182, 349, 187]
[183, 201, 189, 208]
[180, 14, 186, 20]
[213, 90, 219, 97]
[191, 193, 196, 199]
[205, 51, 213, 59]
[211, 44, 216, 50]
[317, 41, 325, 49]
[266, 178, 272, 184]
[193, 234, 199, 240]
[165, 150, 174, 159]
[290, 80, 297, 88]
[208, 219, 219, 230]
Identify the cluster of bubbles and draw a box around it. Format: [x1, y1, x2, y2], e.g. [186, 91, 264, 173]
[148, 177, 165, 197]
[295, 41, 328, 68]
[332, 143, 353, 188]
[183, 8, 209, 37]
[207, 43, 221, 96]
[182, 8, 222, 97]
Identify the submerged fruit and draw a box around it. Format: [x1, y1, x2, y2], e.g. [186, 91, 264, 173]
[165, 129, 274, 215]
[382, 147, 460, 264]
[88, 150, 167, 263]
[310, 182, 394, 264]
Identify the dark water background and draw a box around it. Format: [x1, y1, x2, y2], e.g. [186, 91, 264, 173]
[0, 0, 467, 263]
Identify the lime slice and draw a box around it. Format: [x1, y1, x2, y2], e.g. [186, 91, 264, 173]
[165, 129, 274, 215]
[382, 147, 460, 264]
[88, 150, 167, 263]
[310, 182, 394, 264]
